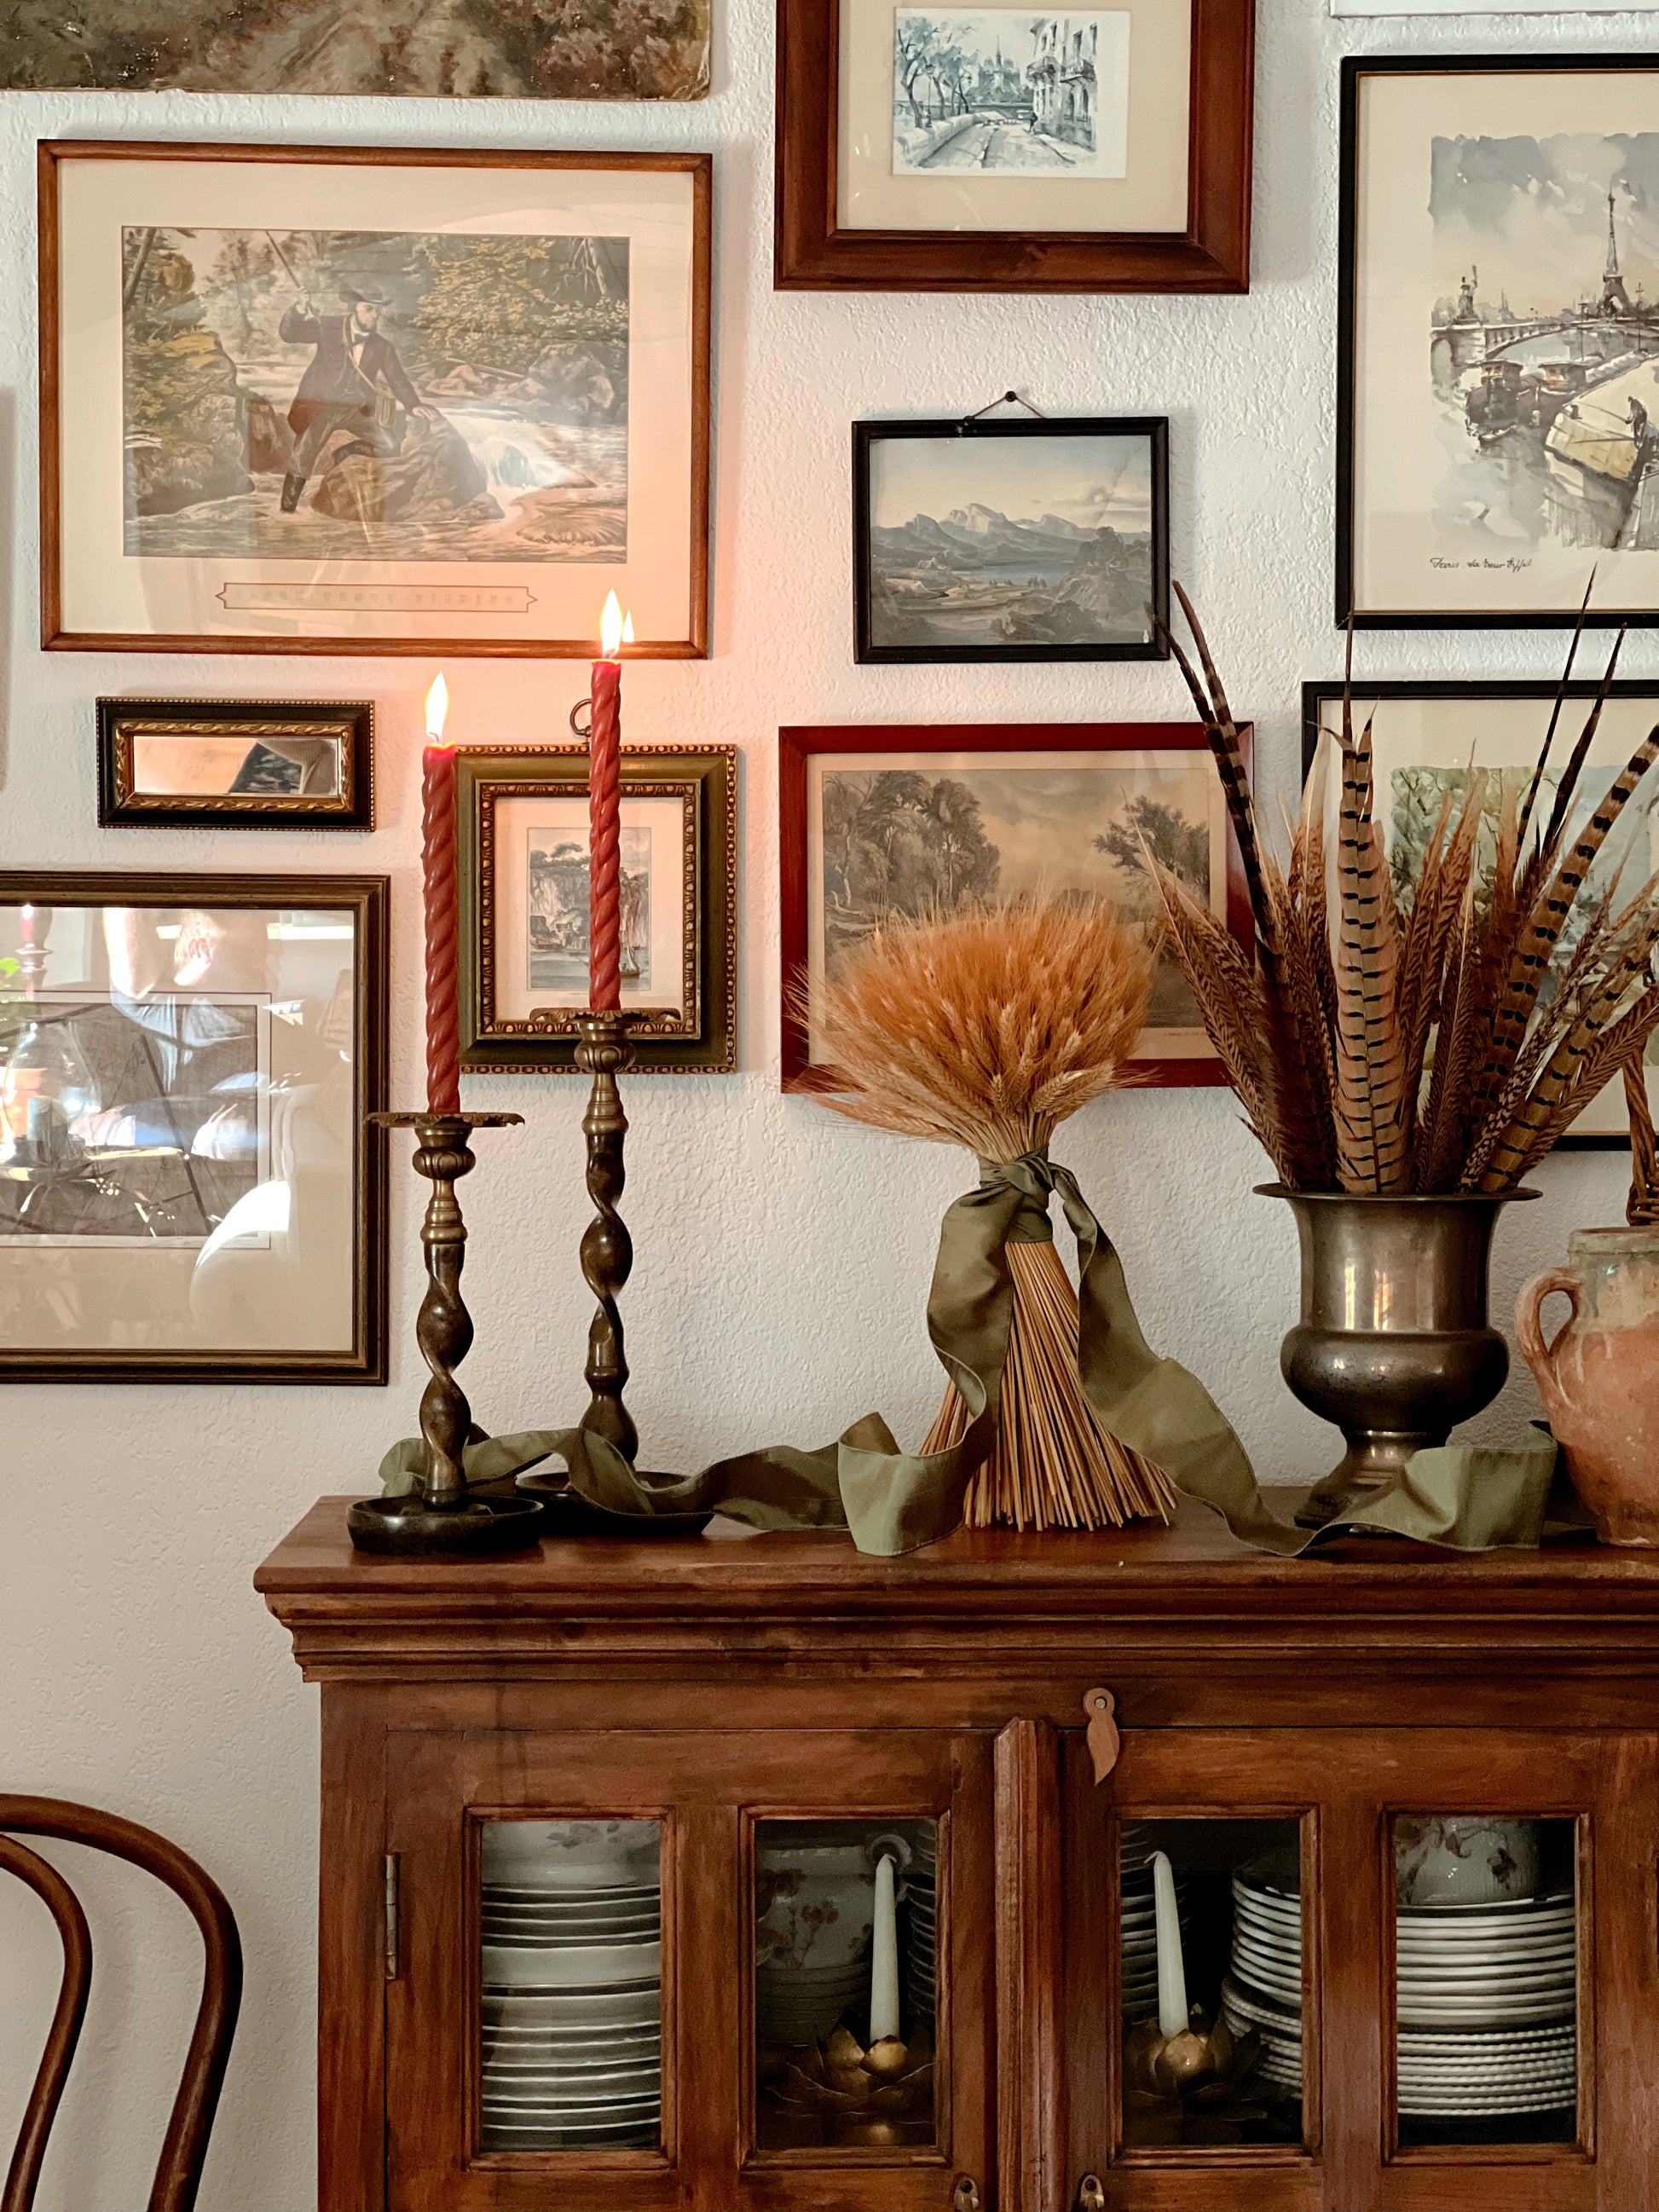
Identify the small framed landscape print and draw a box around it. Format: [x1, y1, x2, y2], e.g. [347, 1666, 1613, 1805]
[779, 720, 1248, 1089]
[1303, 679, 1659, 1145]
[2, 0, 709, 99]
[853, 416, 1169, 661]
[39, 141, 711, 657]
[776, 0, 1256, 290]
[97, 699, 374, 829]
[456, 745, 737, 1073]
[1339, 57, 1659, 629]
[0, 872, 388, 1381]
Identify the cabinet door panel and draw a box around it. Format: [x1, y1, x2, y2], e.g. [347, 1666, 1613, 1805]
[1062, 1729, 1658, 2212]
[383, 1728, 993, 2212]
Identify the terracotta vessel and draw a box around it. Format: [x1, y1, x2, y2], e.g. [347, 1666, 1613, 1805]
[1517, 1227, 1659, 1546]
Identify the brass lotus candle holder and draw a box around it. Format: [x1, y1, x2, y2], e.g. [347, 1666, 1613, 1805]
[762, 2021, 936, 2148]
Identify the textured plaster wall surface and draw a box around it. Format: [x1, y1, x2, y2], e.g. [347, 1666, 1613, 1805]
[2, 0, 1655, 2203]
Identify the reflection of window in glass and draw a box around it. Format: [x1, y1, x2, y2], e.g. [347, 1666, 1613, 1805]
[1392, 1816, 1578, 2149]
[479, 1819, 662, 2154]
[754, 1819, 936, 2151]
[1122, 1819, 1306, 2150]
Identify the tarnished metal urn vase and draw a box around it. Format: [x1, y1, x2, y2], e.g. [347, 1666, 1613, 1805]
[1260, 1186, 1539, 1529]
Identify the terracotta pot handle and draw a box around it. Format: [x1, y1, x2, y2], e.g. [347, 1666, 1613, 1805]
[1516, 1268, 1580, 1395]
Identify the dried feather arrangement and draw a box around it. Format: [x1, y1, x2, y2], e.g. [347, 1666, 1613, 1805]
[806, 898, 1177, 1531]
[1153, 586, 1659, 1195]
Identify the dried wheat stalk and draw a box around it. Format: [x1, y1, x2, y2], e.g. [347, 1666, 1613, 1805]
[804, 898, 1178, 1530]
[1153, 585, 1659, 1194]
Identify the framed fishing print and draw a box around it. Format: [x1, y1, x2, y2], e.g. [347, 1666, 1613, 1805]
[39, 141, 712, 657]
[1338, 56, 1659, 629]
[779, 720, 1249, 1089]
[0, 872, 388, 1381]
[96, 698, 374, 828]
[455, 744, 737, 1073]
[853, 414, 1169, 661]
[774, 0, 1256, 291]
[1302, 679, 1659, 1143]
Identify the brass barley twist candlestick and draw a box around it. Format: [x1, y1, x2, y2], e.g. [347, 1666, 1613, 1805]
[575, 1011, 638, 1463]
[349, 1110, 544, 1556]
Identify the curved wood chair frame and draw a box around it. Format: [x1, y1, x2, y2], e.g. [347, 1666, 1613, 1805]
[0, 1796, 242, 2212]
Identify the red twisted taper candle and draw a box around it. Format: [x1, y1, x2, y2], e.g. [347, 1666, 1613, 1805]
[421, 673, 461, 1114]
[587, 592, 626, 1011]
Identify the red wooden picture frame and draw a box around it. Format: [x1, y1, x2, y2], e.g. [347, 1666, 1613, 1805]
[774, 0, 1256, 293]
[778, 720, 1251, 1093]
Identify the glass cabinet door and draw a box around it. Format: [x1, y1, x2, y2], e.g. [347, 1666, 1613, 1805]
[383, 1726, 993, 2212]
[1061, 1727, 1659, 2211]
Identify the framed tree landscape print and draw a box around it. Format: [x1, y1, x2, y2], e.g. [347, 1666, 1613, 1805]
[774, 0, 1256, 290]
[39, 141, 711, 656]
[1339, 56, 1659, 628]
[778, 720, 1248, 1089]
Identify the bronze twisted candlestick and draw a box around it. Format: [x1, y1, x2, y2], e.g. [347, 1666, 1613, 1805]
[349, 1111, 544, 1556]
[575, 1010, 638, 1464]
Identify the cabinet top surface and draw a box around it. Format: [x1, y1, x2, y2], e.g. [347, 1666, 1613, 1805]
[255, 1493, 1659, 1620]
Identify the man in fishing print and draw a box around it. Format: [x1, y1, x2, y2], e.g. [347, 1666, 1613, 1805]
[276, 282, 437, 513]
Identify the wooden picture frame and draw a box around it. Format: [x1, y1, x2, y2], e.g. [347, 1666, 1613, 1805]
[39, 140, 712, 658]
[1303, 677, 1659, 1148]
[0, 870, 388, 1382]
[1337, 55, 1659, 630]
[456, 745, 737, 1074]
[775, 0, 1255, 292]
[96, 698, 374, 828]
[853, 414, 1170, 663]
[779, 720, 1250, 1090]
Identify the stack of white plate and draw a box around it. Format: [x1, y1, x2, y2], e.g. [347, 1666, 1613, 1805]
[480, 1822, 662, 2151]
[1223, 1857, 1577, 2117]
[1396, 1891, 1576, 2117]
[1120, 1829, 1189, 2024]
[907, 1829, 937, 2024]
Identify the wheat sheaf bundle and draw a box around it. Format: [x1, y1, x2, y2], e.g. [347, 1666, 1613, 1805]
[1153, 585, 1659, 1195]
[808, 898, 1178, 1532]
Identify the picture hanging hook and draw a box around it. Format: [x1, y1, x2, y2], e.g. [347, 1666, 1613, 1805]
[569, 697, 593, 741]
[959, 389, 1049, 432]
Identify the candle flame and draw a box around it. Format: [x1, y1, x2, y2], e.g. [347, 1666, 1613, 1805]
[599, 591, 625, 657]
[622, 612, 635, 646]
[425, 672, 450, 745]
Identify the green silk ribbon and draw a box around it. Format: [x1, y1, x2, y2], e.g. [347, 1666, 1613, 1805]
[379, 1151, 1575, 1557]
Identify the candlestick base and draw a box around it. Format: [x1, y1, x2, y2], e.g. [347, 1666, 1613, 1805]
[349, 1109, 542, 1556]
[575, 1012, 639, 1464]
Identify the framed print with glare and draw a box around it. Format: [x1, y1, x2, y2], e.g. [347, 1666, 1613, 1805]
[97, 697, 373, 827]
[456, 745, 737, 1073]
[0, 872, 388, 1381]
[774, 0, 1255, 291]
[1339, 56, 1659, 628]
[778, 720, 1248, 1090]
[39, 141, 711, 657]
[1303, 679, 1659, 1143]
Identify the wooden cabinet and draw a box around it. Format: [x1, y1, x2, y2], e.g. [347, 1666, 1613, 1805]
[258, 1497, 1659, 2212]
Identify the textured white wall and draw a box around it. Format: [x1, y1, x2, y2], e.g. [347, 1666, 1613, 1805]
[2, 0, 1655, 2203]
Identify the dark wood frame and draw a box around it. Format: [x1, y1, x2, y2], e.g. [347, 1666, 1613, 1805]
[778, 719, 1250, 1091]
[455, 745, 737, 1075]
[1302, 677, 1659, 1151]
[853, 418, 1171, 665]
[1335, 55, 1659, 632]
[38, 141, 713, 659]
[774, 0, 1255, 291]
[96, 698, 375, 829]
[0, 869, 389, 1382]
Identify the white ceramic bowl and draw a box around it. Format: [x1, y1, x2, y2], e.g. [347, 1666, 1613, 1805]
[483, 1822, 661, 1891]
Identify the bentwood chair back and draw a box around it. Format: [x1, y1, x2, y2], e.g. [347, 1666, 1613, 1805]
[0, 1795, 242, 2212]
